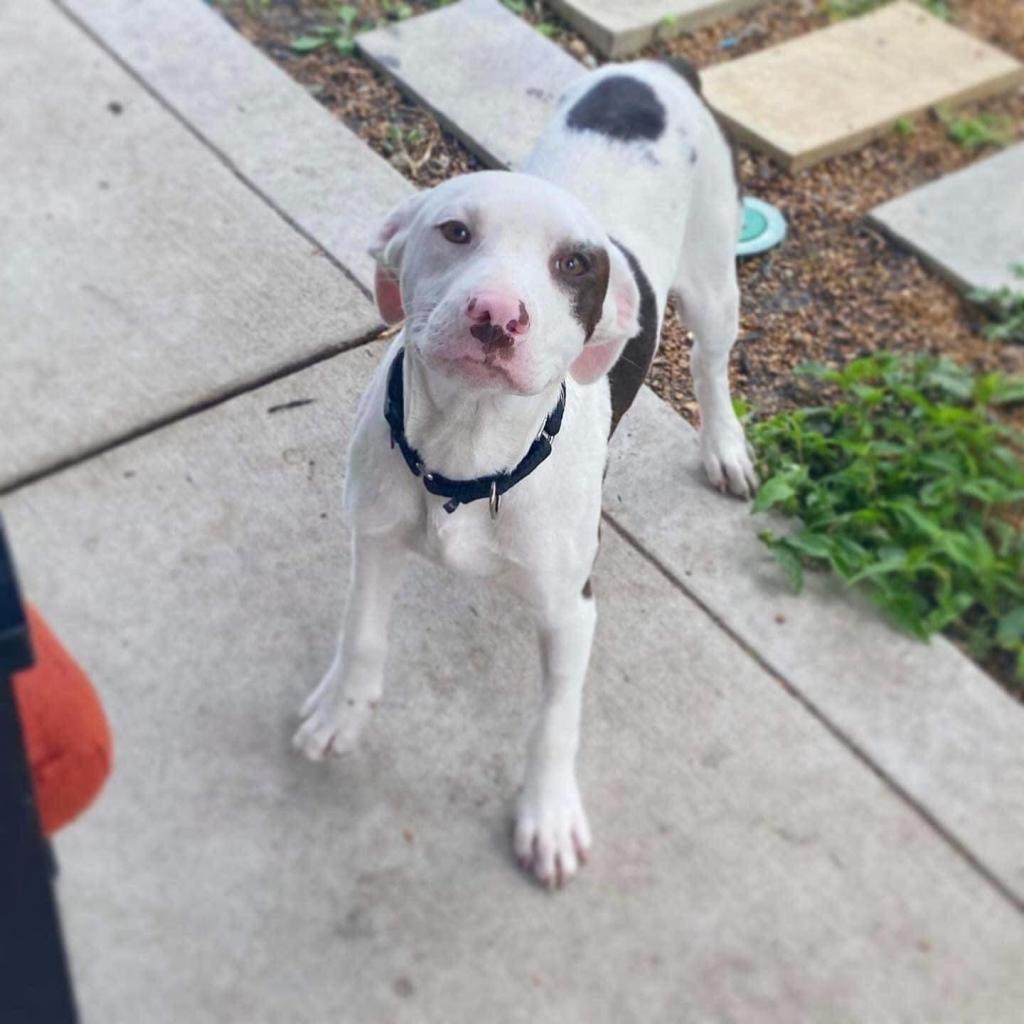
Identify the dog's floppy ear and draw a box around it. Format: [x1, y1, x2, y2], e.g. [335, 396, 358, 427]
[369, 191, 428, 325]
[569, 243, 641, 385]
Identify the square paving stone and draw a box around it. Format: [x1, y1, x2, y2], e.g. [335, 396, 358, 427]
[868, 142, 1024, 293]
[701, 1, 1024, 171]
[546, 0, 765, 58]
[60, 0, 413, 293]
[606, 386, 1024, 906]
[4, 344, 1024, 1023]
[359, 0, 585, 170]
[0, 0, 378, 490]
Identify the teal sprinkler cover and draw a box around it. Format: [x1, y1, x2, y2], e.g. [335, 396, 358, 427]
[737, 196, 786, 257]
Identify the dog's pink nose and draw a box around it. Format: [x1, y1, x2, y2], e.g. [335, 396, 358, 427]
[466, 291, 530, 337]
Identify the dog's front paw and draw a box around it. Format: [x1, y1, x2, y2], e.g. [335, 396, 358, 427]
[514, 776, 592, 889]
[292, 675, 375, 762]
[700, 424, 758, 500]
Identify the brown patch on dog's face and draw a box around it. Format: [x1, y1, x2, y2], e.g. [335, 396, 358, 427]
[550, 244, 610, 340]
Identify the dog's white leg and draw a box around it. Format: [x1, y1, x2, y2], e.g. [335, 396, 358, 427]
[293, 530, 407, 761]
[675, 200, 758, 499]
[514, 582, 595, 888]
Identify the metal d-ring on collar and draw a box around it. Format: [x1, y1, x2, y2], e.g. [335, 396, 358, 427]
[383, 347, 566, 518]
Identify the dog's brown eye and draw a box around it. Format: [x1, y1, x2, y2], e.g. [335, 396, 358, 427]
[559, 251, 590, 277]
[439, 220, 471, 245]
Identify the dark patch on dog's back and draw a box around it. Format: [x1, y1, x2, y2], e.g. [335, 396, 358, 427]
[567, 76, 666, 143]
[663, 58, 742, 198]
[608, 240, 659, 437]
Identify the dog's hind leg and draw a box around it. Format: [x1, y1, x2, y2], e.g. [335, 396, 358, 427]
[673, 188, 758, 499]
[293, 530, 407, 761]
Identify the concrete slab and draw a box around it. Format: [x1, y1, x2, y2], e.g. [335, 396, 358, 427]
[58, 0, 413, 292]
[868, 143, 1024, 293]
[0, 0, 378, 492]
[605, 386, 1024, 905]
[4, 344, 1024, 1023]
[546, 0, 765, 59]
[701, 1, 1024, 171]
[359, 0, 585, 170]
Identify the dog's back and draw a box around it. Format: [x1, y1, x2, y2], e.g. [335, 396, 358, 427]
[524, 59, 739, 305]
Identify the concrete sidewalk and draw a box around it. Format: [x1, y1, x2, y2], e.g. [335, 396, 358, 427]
[2, 2, 1023, 1022]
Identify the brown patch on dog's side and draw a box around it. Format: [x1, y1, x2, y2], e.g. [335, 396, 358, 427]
[608, 240, 660, 436]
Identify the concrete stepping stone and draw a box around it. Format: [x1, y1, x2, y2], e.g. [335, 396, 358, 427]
[605, 386, 1024, 906]
[6, 344, 1024, 1022]
[359, 0, 585, 170]
[59, 0, 413, 292]
[701, 1, 1024, 171]
[868, 143, 1024, 293]
[0, 0, 377, 491]
[546, 0, 765, 59]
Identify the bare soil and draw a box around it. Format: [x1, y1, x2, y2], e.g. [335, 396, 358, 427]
[217, 0, 1023, 424]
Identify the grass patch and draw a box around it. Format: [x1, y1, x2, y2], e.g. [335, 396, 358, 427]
[969, 264, 1024, 345]
[748, 353, 1024, 688]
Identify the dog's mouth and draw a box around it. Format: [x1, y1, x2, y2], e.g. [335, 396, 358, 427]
[434, 352, 518, 389]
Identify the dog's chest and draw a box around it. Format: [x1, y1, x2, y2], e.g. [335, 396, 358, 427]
[414, 500, 509, 578]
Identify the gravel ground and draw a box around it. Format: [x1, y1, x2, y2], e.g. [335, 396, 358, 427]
[216, 0, 1024, 425]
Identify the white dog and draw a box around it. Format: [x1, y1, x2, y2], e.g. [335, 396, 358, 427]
[294, 59, 756, 887]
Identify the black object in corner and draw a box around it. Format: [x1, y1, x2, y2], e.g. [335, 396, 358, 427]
[0, 516, 79, 1024]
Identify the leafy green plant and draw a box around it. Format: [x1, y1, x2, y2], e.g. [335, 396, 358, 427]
[292, 4, 359, 55]
[749, 353, 1024, 686]
[968, 264, 1024, 344]
[893, 117, 915, 138]
[536, 20, 559, 36]
[939, 109, 1014, 151]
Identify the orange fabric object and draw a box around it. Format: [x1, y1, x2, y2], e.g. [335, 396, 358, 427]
[12, 606, 113, 835]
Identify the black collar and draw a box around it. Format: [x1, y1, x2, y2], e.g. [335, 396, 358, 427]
[384, 348, 566, 518]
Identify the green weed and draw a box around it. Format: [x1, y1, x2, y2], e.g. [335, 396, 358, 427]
[749, 353, 1024, 686]
[825, 0, 951, 19]
[824, 0, 884, 19]
[292, 3, 359, 55]
[919, 0, 951, 18]
[969, 264, 1024, 345]
[939, 109, 1014, 151]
